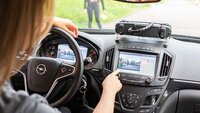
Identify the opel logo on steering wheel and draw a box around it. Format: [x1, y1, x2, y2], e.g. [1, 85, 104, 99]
[36, 64, 47, 75]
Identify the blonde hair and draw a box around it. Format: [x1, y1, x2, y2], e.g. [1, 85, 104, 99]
[0, 0, 54, 86]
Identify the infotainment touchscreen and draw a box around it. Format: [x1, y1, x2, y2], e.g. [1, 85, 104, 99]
[57, 44, 88, 63]
[117, 51, 157, 77]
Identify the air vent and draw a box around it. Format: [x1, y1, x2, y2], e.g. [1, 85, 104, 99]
[160, 53, 172, 77]
[104, 48, 115, 70]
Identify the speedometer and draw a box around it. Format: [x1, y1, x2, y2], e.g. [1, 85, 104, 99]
[88, 49, 98, 64]
[46, 45, 57, 58]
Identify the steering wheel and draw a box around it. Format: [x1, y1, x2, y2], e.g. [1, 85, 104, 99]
[24, 27, 83, 106]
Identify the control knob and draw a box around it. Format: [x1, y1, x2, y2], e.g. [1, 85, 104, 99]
[84, 57, 92, 65]
[145, 77, 153, 84]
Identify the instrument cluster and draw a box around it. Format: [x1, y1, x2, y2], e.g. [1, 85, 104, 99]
[37, 34, 99, 69]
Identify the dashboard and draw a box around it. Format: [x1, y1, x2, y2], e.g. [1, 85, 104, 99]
[37, 33, 99, 69]
[11, 27, 200, 113]
[35, 29, 174, 113]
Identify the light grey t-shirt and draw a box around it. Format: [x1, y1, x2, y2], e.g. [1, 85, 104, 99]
[0, 82, 61, 113]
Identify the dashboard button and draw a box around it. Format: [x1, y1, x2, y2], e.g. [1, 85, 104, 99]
[120, 93, 143, 109]
[158, 77, 166, 81]
[150, 48, 155, 51]
[121, 74, 126, 77]
[142, 47, 146, 50]
[131, 46, 136, 49]
[146, 48, 150, 51]
[140, 76, 147, 79]
[134, 75, 140, 79]
[138, 108, 153, 113]
[150, 88, 162, 93]
[138, 109, 145, 113]
[136, 46, 141, 49]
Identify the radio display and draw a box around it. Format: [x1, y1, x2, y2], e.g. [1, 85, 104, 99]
[117, 51, 157, 77]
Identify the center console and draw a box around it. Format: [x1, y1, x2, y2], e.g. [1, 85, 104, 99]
[109, 21, 174, 113]
[112, 36, 174, 113]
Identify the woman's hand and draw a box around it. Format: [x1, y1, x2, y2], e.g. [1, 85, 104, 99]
[53, 17, 78, 38]
[102, 70, 122, 95]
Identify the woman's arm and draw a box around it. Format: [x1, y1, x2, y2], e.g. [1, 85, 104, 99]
[93, 70, 122, 113]
[93, 89, 116, 113]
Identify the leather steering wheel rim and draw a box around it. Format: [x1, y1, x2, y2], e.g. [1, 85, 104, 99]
[50, 27, 84, 106]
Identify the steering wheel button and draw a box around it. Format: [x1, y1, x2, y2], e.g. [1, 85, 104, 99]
[135, 100, 138, 104]
[121, 94, 125, 98]
[130, 105, 134, 109]
[125, 104, 129, 107]
[122, 99, 126, 103]
[138, 109, 145, 113]
[61, 67, 67, 73]
[68, 68, 73, 72]
[145, 109, 152, 112]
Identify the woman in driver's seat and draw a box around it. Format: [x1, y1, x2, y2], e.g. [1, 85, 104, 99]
[0, 1, 122, 113]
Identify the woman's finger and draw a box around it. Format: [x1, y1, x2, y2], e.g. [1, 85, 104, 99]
[64, 27, 77, 38]
[110, 70, 119, 76]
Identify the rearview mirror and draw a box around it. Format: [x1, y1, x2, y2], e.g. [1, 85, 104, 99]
[115, 0, 161, 3]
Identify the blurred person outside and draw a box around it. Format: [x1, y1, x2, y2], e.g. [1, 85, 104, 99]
[84, 0, 106, 29]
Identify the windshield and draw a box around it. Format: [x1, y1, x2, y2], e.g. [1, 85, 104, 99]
[55, 0, 200, 37]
